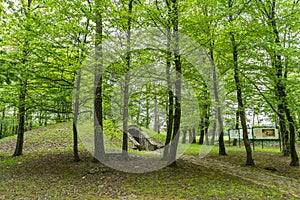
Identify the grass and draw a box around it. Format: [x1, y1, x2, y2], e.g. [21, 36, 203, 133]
[140, 127, 166, 143]
[0, 123, 299, 199]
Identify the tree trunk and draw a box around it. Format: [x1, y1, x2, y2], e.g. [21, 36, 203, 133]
[163, 77, 173, 160]
[189, 129, 192, 143]
[145, 84, 150, 129]
[122, 0, 133, 160]
[13, 0, 31, 157]
[198, 119, 204, 145]
[231, 34, 254, 165]
[29, 118, 32, 131]
[204, 104, 210, 146]
[94, 0, 106, 162]
[284, 107, 299, 166]
[73, 70, 81, 162]
[273, 44, 289, 156]
[269, 3, 290, 156]
[163, 13, 173, 161]
[228, 0, 253, 165]
[122, 72, 130, 159]
[209, 49, 226, 154]
[0, 109, 5, 139]
[168, 0, 181, 167]
[192, 128, 196, 144]
[205, 127, 209, 145]
[182, 130, 186, 144]
[210, 119, 216, 145]
[154, 96, 159, 132]
[233, 111, 239, 146]
[0, 122, 2, 139]
[72, 122, 80, 162]
[13, 85, 26, 156]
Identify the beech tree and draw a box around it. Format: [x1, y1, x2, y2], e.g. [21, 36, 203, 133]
[249, 0, 299, 166]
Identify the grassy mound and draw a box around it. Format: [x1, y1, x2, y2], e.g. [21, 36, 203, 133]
[140, 126, 166, 143]
[0, 123, 298, 199]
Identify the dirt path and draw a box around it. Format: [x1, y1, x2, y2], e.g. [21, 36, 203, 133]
[181, 155, 300, 198]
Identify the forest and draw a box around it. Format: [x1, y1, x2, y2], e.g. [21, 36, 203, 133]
[0, 0, 300, 198]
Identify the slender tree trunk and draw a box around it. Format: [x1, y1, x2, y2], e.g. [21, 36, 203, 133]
[204, 104, 210, 146]
[233, 111, 239, 146]
[163, 15, 173, 161]
[145, 84, 150, 129]
[122, 0, 133, 159]
[269, 3, 290, 156]
[198, 119, 204, 145]
[284, 106, 299, 166]
[192, 128, 196, 144]
[163, 50, 174, 159]
[209, 49, 226, 154]
[168, 0, 181, 167]
[205, 128, 209, 145]
[13, 0, 31, 157]
[0, 122, 2, 139]
[154, 96, 159, 132]
[228, 0, 253, 165]
[278, 106, 288, 156]
[72, 122, 80, 161]
[94, 0, 106, 161]
[94, 79, 105, 162]
[135, 103, 141, 126]
[73, 70, 81, 162]
[29, 116, 32, 131]
[122, 73, 130, 159]
[13, 85, 26, 156]
[188, 129, 192, 143]
[231, 34, 254, 165]
[0, 109, 4, 139]
[182, 130, 186, 144]
[210, 119, 216, 145]
[12, 110, 16, 135]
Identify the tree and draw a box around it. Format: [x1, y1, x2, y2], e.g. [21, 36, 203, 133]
[227, 0, 254, 165]
[168, 0, 182, 167]
[94, 0, 106, 161]
[251, 0, 299, 166]
[181, 0, 226, 154]
[3, 0, 36, 156]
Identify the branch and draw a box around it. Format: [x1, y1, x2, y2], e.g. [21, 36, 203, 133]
[243, 73, 280, 116]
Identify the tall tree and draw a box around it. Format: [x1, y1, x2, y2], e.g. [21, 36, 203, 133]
[94, 0, 106, 161]
[168, 0, 181, 167]
[163, 0, 174, 161]
[12, 0, 33, 156]
[252, 0, 299, 166]
[120, 0, 134, 159]
[227, 0, 254, 165]
[181, 0, 226, 154]
[210, 50, 226, 155]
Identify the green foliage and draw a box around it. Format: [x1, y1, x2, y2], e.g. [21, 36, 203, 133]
[103, 119, 123, 142]
[0, 0, 299, 169]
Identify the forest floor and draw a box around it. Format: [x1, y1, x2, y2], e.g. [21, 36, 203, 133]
[182, 154, 300, 198]
[0, 123, 300, 199]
